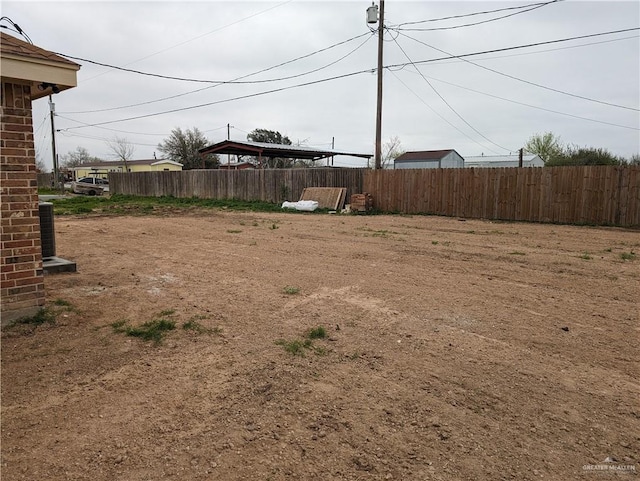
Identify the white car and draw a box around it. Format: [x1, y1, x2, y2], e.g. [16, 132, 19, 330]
[71, 177, 108, 196]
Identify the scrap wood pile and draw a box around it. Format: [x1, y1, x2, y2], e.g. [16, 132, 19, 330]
[350, 193, 373, 213]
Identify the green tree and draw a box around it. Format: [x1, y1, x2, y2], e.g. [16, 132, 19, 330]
[158, 127, 219, 170]
[247, 128, 292, 145]
[524, 132, 563, 165]
[247, 128, 292, 168]
[60, 146, 100, 168]
[548, 145, 621, 166]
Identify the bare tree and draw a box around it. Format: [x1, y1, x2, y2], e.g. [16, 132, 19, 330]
[35, 152, 48, 173]
[369, 136, 405, 169]
[107, 136, 135, 172]
[60, 146, 100, 168]
[623, 154, 640, 166]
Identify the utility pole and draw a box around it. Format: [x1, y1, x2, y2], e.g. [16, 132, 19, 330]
[227, 123, 231, 167]
[48, 95, 60, 191]
[375, 0, 385, 170]
[518, 148, 523, 168]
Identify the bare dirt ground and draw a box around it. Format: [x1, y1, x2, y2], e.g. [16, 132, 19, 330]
[2, 210, 639, 481]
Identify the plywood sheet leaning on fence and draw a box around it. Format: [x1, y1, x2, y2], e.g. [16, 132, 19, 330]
[299, 187, 347, 210]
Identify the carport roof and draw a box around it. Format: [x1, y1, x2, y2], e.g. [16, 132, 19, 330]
[199, 140, 372, 161]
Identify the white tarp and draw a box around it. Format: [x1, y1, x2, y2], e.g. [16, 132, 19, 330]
[281, 200, 319, 212]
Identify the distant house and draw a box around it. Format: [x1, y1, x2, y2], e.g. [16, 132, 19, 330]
[394, 149, 464, 169]
[464, 154, 544, 168]
[72, 159, 183, 179]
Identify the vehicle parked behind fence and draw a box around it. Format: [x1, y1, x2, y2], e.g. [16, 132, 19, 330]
[71, 177, 107, 196]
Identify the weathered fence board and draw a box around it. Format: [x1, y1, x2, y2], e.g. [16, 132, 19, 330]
[37, 173, 53, 187]
[363, 166, 640, 226]
[110, 168, 365, 205]
[109, 166, 639, 226]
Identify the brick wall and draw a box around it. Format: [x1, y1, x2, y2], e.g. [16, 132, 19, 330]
[1, 81, 45, 323]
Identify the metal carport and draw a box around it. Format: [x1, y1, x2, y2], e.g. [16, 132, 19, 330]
[199, 140, 372, 168]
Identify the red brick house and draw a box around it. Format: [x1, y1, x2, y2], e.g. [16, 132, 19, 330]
[1, 32, 80, 324]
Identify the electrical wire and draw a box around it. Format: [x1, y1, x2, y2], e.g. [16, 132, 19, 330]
[36, 126, 50, 162]
[58, 27, 640, 132]
[414, 35, 639, 66]
[384, 27, 640, 69]
[33, 113, 49, 136]
[391, 0, 563, 32]
[56, 33, 374, 86]
[389, 33, 511, 152]
[81, 0, 294, 84]
[388, 69, 501, 154]
[399, 31, 639, 112]
[58, 130, 160, 148]
[202, 126, 228, 134]
[59, 31, 374, 114]
[0, 25, 22, 36]
[397, 68, 639, 131]
[59, 69, 374, 131]
[0, 17, 33, 44]
[56, 115, 169, 136]
[392, 0, 562, 28]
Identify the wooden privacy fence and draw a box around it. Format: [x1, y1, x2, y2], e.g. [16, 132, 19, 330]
[37, 173, 53, 187]
[364, 166, 640, 226]
[110, 168, 365, 204]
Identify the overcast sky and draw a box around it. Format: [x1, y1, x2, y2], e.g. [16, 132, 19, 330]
[4, 0, 639, 169]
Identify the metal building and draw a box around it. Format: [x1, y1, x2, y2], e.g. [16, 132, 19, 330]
[394, 149, 465, 169]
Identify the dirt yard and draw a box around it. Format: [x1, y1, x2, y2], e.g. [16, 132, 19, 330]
[2, 210, 639, 481]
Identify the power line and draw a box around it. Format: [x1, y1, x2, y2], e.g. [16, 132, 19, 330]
[59, 31, 373, 114]
[58, 130, 160, 148]
[57, 32, 373, 86]
[59, 69, 374, 131]
[56, 115, 168, 136]
[81, 0, 294, 83]
[390, 33, 511, 152]
[385, 27, 640, 69]
[388, 69, 501, 154]
[399, 31, 639, 112]
[202, 126, 228, 134]
[422, 35, 639, 65]
[60, 32, 640, 120]
[35, 124, 50, 161]
[0, 16, 33, 44]
[392, 0, 562, 28]
[392, 0, 563, 32]
[59, 27, 640, 132]
[398, 68, 639, 131]
[33, 113, 49, 136]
